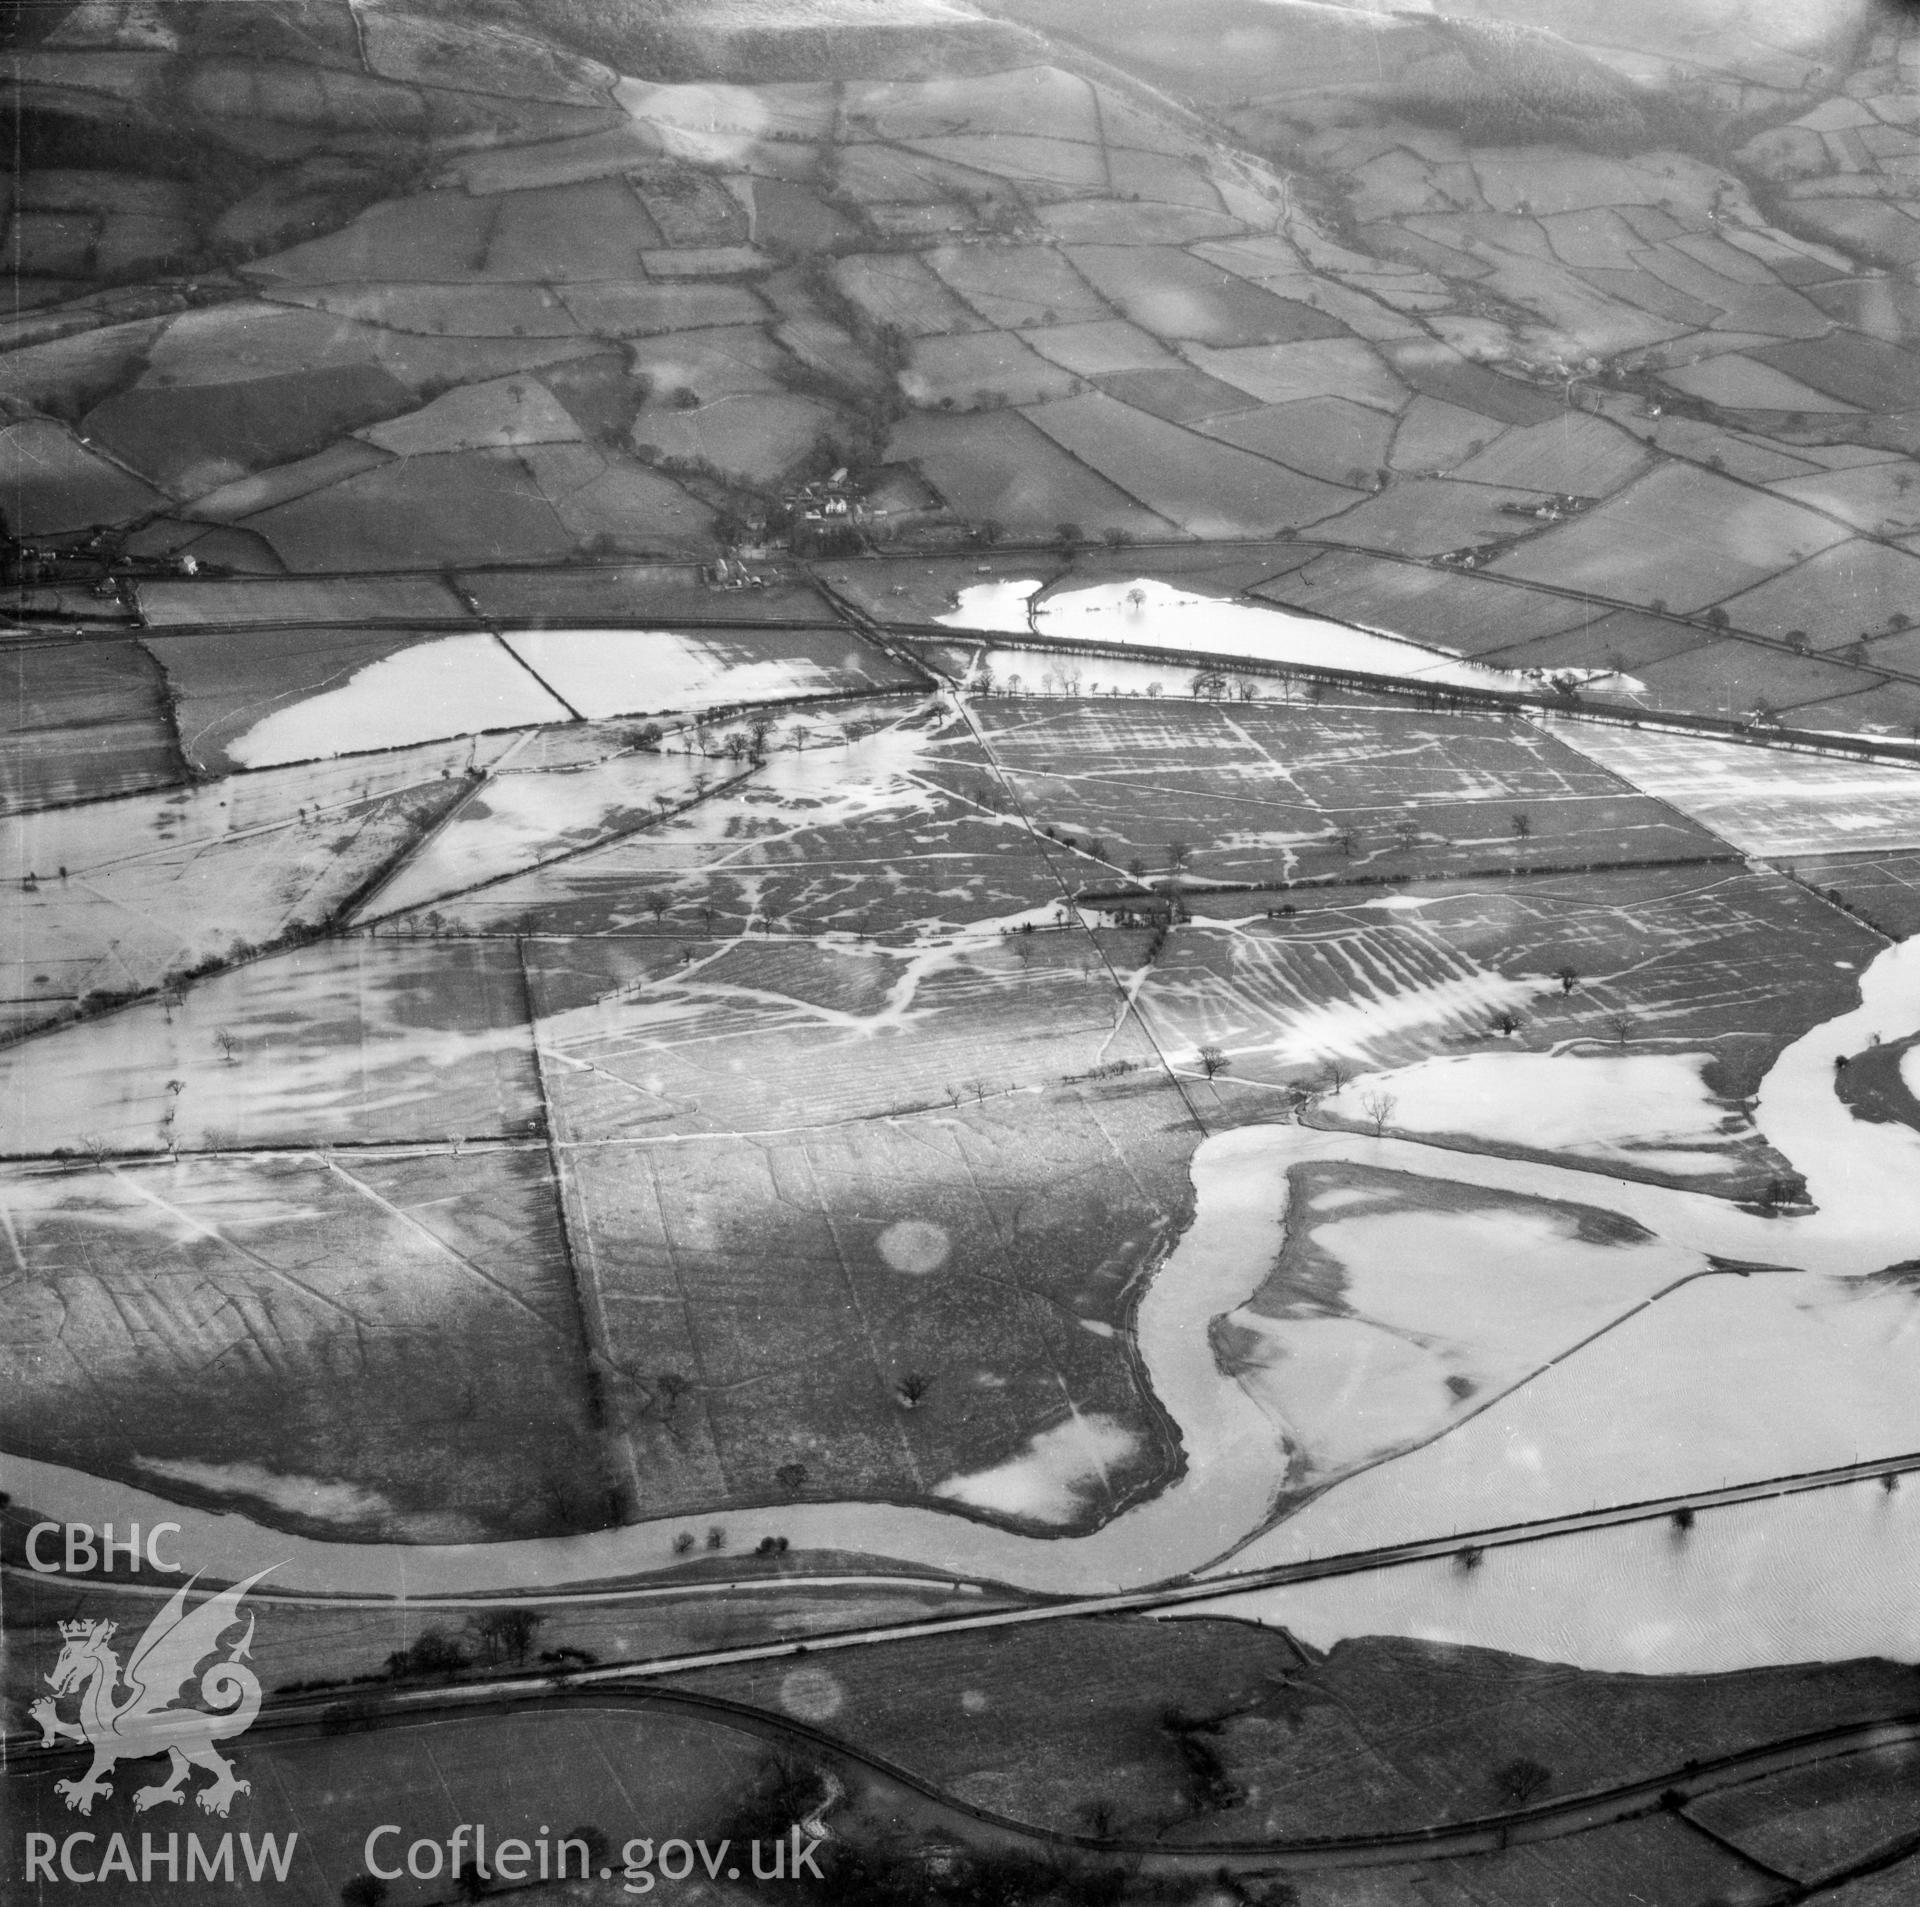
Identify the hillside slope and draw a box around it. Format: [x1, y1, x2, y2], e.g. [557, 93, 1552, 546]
[6, 0, 1920, 730]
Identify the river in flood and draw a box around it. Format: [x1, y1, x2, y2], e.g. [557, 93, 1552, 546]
[9, 830, 1920, 1672]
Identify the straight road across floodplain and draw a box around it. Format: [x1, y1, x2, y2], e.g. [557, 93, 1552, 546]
[10, 1445, 1919, 1692]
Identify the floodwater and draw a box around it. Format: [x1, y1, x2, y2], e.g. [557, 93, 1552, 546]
[939, 576, 1517, 690]
[11, 822, 1920, 1669]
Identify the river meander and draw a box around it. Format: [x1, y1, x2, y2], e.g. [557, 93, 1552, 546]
[9, 916, 1920, 1670]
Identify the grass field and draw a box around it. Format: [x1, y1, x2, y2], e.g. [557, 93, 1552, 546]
[358, 750, 711, 922]
[248, 450, 581, 571]
[901, 332, 1083, 410]
[0, 1146, 604, 1542]
[1559, 723, 1920, 857]
[1256, 552, 1598, 657]
[84, 368, 420, 497]
[553, 1078, 1193, 1527]
[455, 564, 839, 625]
[886, 409, 1175, 537]
[1153, 861, 1878, 1110]
[1021, 393, 1360, 537]
[7, 1705, 772, 1907]
[831, 252, 986, 336]
[676, 1615, 1920, 1842]
[401, 705, 1070, 939]
[1489, 466, 1853, 614]
[527, 927, 1147, 1138]
[0, 419, 165, 534]
[928, 242, 1110, 329]
[968, 696, 1722, 889]
[0, 938, 545, 1156]
[1067, 245, 1351, 349]
[0, 641, 182, 813]
[6, 776, 462, 1025]
[1791, 851, 1920, 940]
[151, 626, 478, 772]
[1687, 1744, 1920, 1885]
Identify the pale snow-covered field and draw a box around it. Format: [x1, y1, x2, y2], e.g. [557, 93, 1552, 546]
[2, 737, 503, 1008]
[1561, 719, 1920, 856]
[1319, 1049, 1748, 1177]
[500, 628, 880, 719]
[359, 746, 708, 921]
[0, 939, 541, 1153]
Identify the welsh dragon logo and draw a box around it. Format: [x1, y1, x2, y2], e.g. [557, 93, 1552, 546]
[31, 1568, 272, 1818]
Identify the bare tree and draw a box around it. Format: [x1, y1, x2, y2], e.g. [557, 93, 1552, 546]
[1198, 1045, 1230, 1079]
[1494, 1758, 1552, 1807]
[895, 1371, 933, 1409]
[214, 1028, 240, 1064]
[1511, 811, 1532, 839]
[643, 890, 671, 922]
[1358, 1089, 1397, 1137]
[1606, 1010, 1634, 1047]
[469, 1607, 543, 1669]
[1321, 1058, 1349, 1093]
[1554, 965, 1579, 994]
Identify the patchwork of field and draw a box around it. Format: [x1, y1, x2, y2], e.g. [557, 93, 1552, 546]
[390, 703, 1075, 940]
[964, 696, 1728, 888]
[16, 3, 1920, 1890]
[10, 3, 1920, 741]
[11, 629, 1896, 1572]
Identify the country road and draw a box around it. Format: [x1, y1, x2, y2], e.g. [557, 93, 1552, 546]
[13, 1661, 1920, 1882]
[10, 1443, 1920, 1750]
